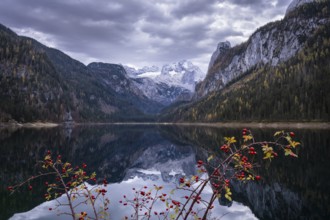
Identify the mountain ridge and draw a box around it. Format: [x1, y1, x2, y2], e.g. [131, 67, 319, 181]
[161, 0, 330, 122]
[0, 25, 161, 123]
[0, 22, 206, 123]
[195, 0, 329, 99]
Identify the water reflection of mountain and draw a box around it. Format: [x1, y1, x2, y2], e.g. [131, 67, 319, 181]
[124, 141, 197, 183]
[0, 125, 199, 219]
[159, 125, 330, 220]
[1, 125, 329, 220]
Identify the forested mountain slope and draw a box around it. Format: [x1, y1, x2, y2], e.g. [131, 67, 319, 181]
[0, 24, 157, 123]
[161, 2, 330, 122]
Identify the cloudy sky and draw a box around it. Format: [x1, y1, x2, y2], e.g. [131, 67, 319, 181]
[0, 0, 293, 72]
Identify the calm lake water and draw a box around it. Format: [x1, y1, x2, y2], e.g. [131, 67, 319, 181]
[1, 124, 329, 220]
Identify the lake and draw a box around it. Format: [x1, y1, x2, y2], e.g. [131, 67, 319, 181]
[1, 124, 329, 220]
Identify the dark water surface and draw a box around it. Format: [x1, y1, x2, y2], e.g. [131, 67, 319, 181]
[0, 125, 329, 220]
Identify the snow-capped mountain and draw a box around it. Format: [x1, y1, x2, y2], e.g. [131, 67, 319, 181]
[125, 60, 205, 91]
[124, 60, 205, 106]
[158, 60, 205, 91]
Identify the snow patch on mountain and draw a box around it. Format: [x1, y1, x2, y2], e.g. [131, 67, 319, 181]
[124, 142, 196, 183]
[124, 65, 160, 76]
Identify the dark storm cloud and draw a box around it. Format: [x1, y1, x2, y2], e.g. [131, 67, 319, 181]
[171, 0, 218, 18]
[229, 0, 291, 14]
[230, 0, 265, 6]
[141, 16, 213, 41]
[277, 0, 292, 6]
[0, 0, 140, 43]
[0, 0, 293, 71]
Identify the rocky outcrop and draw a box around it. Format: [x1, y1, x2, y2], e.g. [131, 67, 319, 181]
[208, 41, 231, 70]
[286, 0, 315, 15]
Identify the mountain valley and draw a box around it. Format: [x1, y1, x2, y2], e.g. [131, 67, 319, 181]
[0, 0, 329, 123]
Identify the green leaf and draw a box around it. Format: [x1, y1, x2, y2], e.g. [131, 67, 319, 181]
[207, 155, 214, 162]
[263, 152, 274, 160]
[262, 144, 274, 160]
[225, 194, 232, 201]
[170, 214, 176, 220]
[243, 134, 253, 142]
[225, 136, 237, 144]
[284, 148, 291, 156]
[285, 136, 292, 142]
[285, 149, 298, 157]
[274, 130, 284, 136]
[290, 141, 300, 148]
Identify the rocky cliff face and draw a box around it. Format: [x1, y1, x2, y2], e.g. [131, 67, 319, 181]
[196, 0, 328, 98]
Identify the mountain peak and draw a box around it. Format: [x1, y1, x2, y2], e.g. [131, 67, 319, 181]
[286, 0, 315, 15]
[208, 41, 231, 71]
[217, 41, 231, 50]
[125, 60, 205, 91]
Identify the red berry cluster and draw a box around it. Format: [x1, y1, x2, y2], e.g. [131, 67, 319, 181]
[78, 211, 87, 220]
[212, 168, 220, 177]
[248, 147, 257, 155]
[242, 128, 248, 135]
[236, 172, 245, 180]
[197, 160, 203, 167]
[224, 179, 230, 187]
[220, 144, 230, 153]
[212, 182, 220, 189]
[172, 200, 181, 207]
[179, 177, 185, 184]
[119, 185, 171, 219]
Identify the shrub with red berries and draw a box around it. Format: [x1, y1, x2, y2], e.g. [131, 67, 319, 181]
[7, 130, 299, 220]
[7, 152, 110, 220]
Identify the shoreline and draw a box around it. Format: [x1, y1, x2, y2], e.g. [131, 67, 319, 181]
[0, 122, 60, 128]
[175, 122, 330, 129]
[1, 121, 329, 129]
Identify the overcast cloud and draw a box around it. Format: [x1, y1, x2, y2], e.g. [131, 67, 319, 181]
[0, 0, 292, 72]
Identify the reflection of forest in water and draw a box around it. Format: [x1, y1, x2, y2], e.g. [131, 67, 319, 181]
[1, 125, 329, 219]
